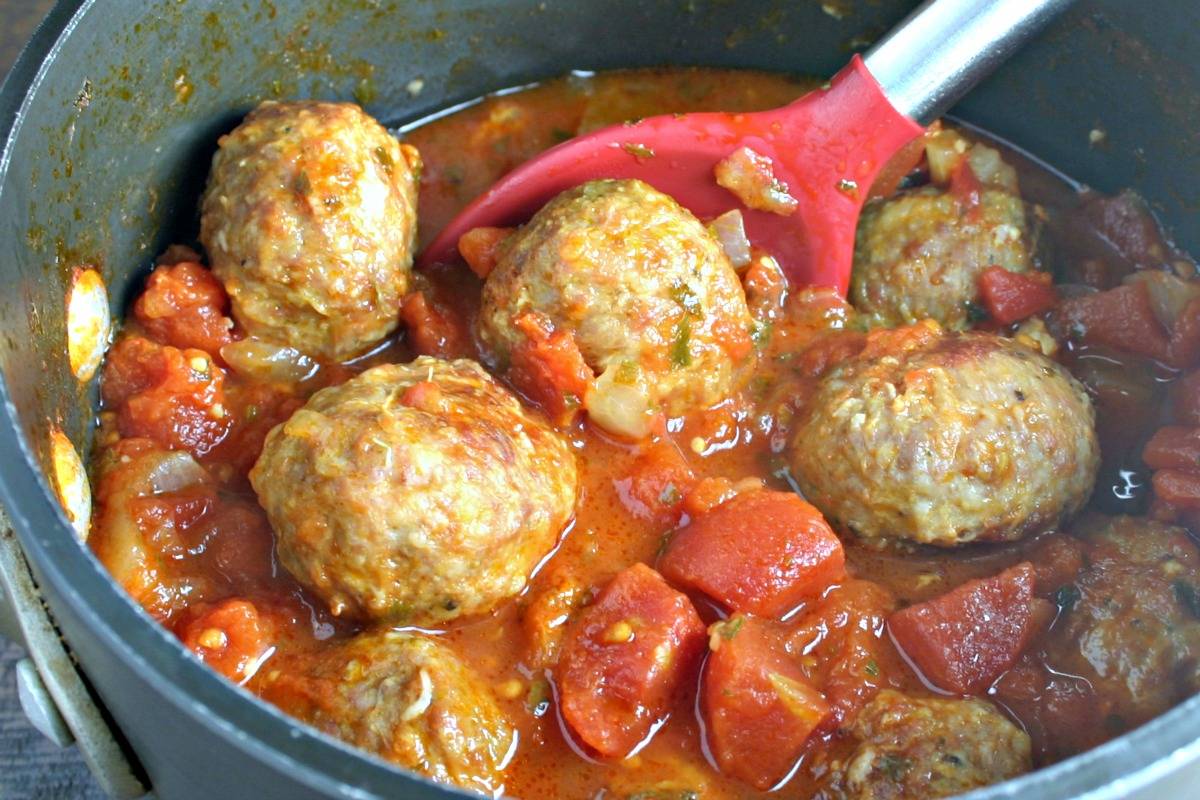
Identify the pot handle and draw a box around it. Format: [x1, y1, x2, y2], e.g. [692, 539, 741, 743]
[0, 523, 147, 799]
[864, 0, 1076, 123]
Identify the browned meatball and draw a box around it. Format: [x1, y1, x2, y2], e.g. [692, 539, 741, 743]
[201, 101, 421, 360]
[1049, 515, 1200, 728]
[250, 357, 578, 623]
[826, 690, 1031, 800]
[850, 136, 1033, 330]
[259, 631, 514, 795]
[789, 321, 1098, 546]
[477, 179, 754, 439]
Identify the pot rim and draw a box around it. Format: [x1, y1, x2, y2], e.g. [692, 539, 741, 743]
[1, 2, 1198, 799]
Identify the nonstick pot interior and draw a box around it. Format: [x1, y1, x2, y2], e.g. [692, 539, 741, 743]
[1, 1, 1199, 798]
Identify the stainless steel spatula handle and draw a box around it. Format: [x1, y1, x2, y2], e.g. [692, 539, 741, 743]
[865, 0, 1076, 123]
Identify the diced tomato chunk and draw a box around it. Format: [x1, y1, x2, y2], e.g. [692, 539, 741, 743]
[1169, 297, 1200, 368]
[948, 158, 983, 217]
[977, 267, 1059, 325]
[887, 562, 1043, 694]
[1053, 282, 1171, 362]
[1152, 469, 1200, 510]
[522, 567, 588, 669]
[400, 291, 473, 360]
[102, 335, 232, 458]
[508, 311, 595, 425]
[659, 490, 845, 619]
[614, 437, 696, 525]
[992, 655, 1105, 762]
[210, 382, 304, 476]
[703, 614, 830, 790]
[133, 261, 236, 356]
[178, 598, 272, 684]
[1143, 426, 1200, 471]
[680, 477, 752, 518]
[743, 253, 788, 323]
[785, 580, 895, 725]
[457, 226, 513, 279]
[1026, 534, 1086, 596]
[556, 563, 706, 758]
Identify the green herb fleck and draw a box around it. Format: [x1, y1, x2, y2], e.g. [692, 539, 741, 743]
[526, 679, 551, 717]
[1174, 581, 1200, 618]
[836, 178, 859, 194]
[670, 281, 703, 317]
[671, 318, 693, 368]
[244, 404, 260, 422]
[658, 483, 681, 506]
[965, 300, 989, 324]
[621, 142, 656, 161]
[864, 659, 879, 677]
[551, 128, 573, 143]
[751, 320, 774, 350]
[374, 145, 394, 174]
[656, 531, 674, 559]
[353, 76, 377, 106]
[879, 754, 912, 781]
[720, 617, 745, 641]
[1054, 584, 1081, 612]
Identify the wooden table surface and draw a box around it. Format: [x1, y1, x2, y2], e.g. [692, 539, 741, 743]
[1, 4, 110, 797]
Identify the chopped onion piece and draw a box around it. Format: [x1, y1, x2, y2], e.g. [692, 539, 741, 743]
[714, 147, 798, 216]
[966, 143, 1018, 192]
[709, 210, 752, 269]
[586, 363, 655, 440]
[221, 338, 318, 383]
[1125, 270, 1200, 329]
[925, 129, 968, 185]
[146, 451, 209, 495]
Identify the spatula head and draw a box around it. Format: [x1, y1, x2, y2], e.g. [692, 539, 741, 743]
[419, 56, 924, 295]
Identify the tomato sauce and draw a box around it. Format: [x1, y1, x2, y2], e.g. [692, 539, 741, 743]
[88, 67, 1200, 799]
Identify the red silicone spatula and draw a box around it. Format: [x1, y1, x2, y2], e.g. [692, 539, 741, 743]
[418, 0, 1073, 294]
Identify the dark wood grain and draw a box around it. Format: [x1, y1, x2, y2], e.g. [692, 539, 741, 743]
[1, 5, 108, 799]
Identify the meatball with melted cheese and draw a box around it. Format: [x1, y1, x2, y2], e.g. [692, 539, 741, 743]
[789, 322, 1098, 546]
[201, 101, 421, 360]
[259, 631, 515, 795]
[828, 690, 1031, 800]
[250, 357, 577, 623]
[477, 179, 754, 439]
[1050, 515, 1200, 728]
[850, 137, 1034, 330]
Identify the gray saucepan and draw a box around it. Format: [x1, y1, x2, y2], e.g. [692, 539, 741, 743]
[1, 1, 1199, 798]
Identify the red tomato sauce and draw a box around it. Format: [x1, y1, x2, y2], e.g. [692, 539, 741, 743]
[88, 67, 1200, 799]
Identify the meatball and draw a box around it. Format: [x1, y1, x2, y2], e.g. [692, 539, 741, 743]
[259, 631, 514, 795]
[1049, 515, 1200, 727]
[250, 356, 578, 623]
[830, 690, 1031, 800]
[789, 322, 1098, 546]
[201, 101, 421, 360]
[477, 179, 754, 439]
[850, 185, 1032, 330]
